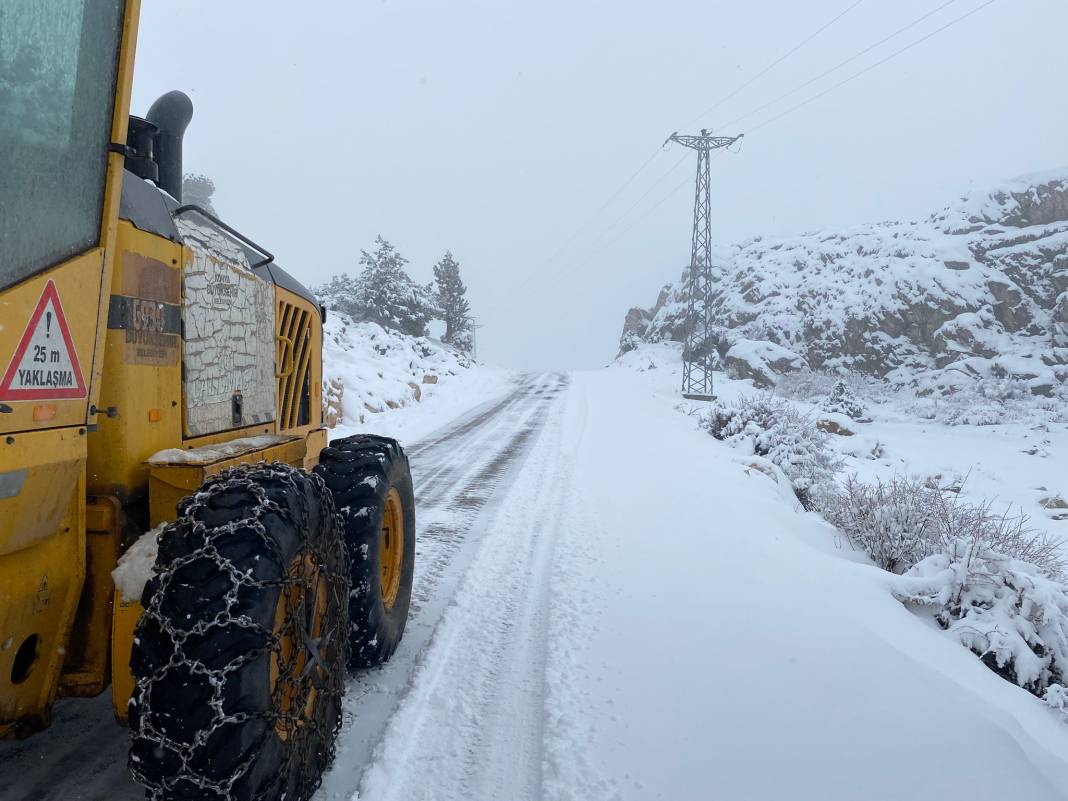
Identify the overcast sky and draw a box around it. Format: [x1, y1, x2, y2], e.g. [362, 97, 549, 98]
[132, 0, 1067, 370]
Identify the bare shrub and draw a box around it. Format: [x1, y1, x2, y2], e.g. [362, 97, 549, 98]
[900, 378, 1068, 426]
[826, 475, 1068, 697]
[819, 475, 937, 573]
[707, 394, 789, 440]
[775, 369, 839, 403]
[820, 474, 1065, 579]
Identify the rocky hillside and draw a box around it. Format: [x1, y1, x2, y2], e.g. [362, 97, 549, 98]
[619, 168, 1068, 395]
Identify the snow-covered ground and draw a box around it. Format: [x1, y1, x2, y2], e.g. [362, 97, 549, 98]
[625, 344, 1068, 545]
[340, 347, 1068, 800]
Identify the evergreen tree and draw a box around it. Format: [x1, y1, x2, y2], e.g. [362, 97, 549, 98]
[182, 172, 218, 214]
[822, 379, 867, 420]
[433, 251, 473, 353]
[350, 236, 433, 337]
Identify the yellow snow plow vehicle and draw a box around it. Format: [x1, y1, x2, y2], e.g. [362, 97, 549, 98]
[0, 2, 415, 798]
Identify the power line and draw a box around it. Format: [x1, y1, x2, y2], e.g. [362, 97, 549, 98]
[745, 0, 997, 135]
[535, 147, 665, 271]
[605, 149, 731, 249]
[603, 2, 995, 262]
[592, 154, 689, 244]
[684, 0, 866, 128]
[718, 0, 958, 130]
[530, 0, 869, 278]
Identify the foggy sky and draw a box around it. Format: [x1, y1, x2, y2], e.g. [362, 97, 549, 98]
[131, 0, 1068, 371]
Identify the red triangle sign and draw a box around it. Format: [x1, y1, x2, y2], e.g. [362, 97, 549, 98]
[0, 280, 87, 401]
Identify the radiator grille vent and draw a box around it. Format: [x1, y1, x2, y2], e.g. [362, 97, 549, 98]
[276, 298, 313, 430]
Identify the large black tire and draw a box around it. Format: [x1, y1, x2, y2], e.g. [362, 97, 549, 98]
[314, 434, 415, 670]
[128, 464, 349, 801]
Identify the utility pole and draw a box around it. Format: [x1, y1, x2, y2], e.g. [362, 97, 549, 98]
[469, 318, 484, 361]
[666, 129, 743, 400]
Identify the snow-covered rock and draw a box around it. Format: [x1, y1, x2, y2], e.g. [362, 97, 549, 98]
[619, 168, 1068, 395]
[322, 311, 473, 428]
[723, 338, 806, 387]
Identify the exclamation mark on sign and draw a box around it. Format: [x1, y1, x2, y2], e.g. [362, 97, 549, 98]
[46, 311, 52, 339]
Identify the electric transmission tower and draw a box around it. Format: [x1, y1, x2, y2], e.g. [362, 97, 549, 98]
[666, 129, 743, 400]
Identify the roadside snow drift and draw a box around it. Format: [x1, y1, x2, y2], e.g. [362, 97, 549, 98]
[322, 311, 513, 443]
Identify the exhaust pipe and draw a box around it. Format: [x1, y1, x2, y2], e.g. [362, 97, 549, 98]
[146, 90, 193, 202]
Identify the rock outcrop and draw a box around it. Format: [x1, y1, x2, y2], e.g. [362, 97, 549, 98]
[619, 169, 1068, 394]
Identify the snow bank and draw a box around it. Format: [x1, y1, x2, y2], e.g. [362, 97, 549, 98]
[323, 311, 515, 443]
[552, 366, 1068, 800]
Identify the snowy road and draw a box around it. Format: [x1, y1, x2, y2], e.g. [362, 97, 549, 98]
[0, 374, 566, 801]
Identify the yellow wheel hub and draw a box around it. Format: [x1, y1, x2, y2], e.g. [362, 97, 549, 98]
[380, 487, 405, 610]
[269, 553, 328, 741]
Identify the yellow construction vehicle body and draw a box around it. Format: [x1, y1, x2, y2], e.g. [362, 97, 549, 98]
[0, 0, 329, 737]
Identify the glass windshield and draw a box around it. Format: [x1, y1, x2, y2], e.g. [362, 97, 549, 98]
[0, 0, 125, 291]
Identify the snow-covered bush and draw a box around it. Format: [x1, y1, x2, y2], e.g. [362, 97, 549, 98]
[1045, 683, 1068, 718]
[819, 475, 938, 574]
[707, 393, 788, 441]
[707, 394, 842, 508]
[821, 379, 867, 420]
[893, 542, 1068, 696]
[776, 369, 883, 407]
[821, 475, 1065, 578]
[901, 378, 1068, 426]
[825, 474, 1068, 701]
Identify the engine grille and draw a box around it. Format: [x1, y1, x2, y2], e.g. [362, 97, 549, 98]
[275, 298, 313, 430]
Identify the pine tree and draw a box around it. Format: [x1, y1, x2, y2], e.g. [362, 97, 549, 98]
[349, 236, 433, 337]
[822, 379, 867, 420]
[182, 172, 218, 214]
[433, 251, 473, 353]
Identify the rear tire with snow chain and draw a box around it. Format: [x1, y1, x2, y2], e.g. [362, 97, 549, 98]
[314, 434, 415, 670]
[128, 463, 349, 801]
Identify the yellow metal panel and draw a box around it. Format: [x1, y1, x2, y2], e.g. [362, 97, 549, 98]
[0, 429, 85, 736]
[147, 435, 307, 528]
[110, 594, 140, 724]
[86, 222, 184, 501]
[60, 497, 122, 698]
[304, 427, 328, 471]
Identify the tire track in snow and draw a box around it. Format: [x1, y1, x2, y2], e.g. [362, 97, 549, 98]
[354, 374, 578, 801]
[316, 372, 568, 800]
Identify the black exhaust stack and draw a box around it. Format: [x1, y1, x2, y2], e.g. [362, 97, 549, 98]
[146, 90, 193, 202]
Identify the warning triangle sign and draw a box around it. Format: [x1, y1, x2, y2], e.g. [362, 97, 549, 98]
[0, 280, 87, 401]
